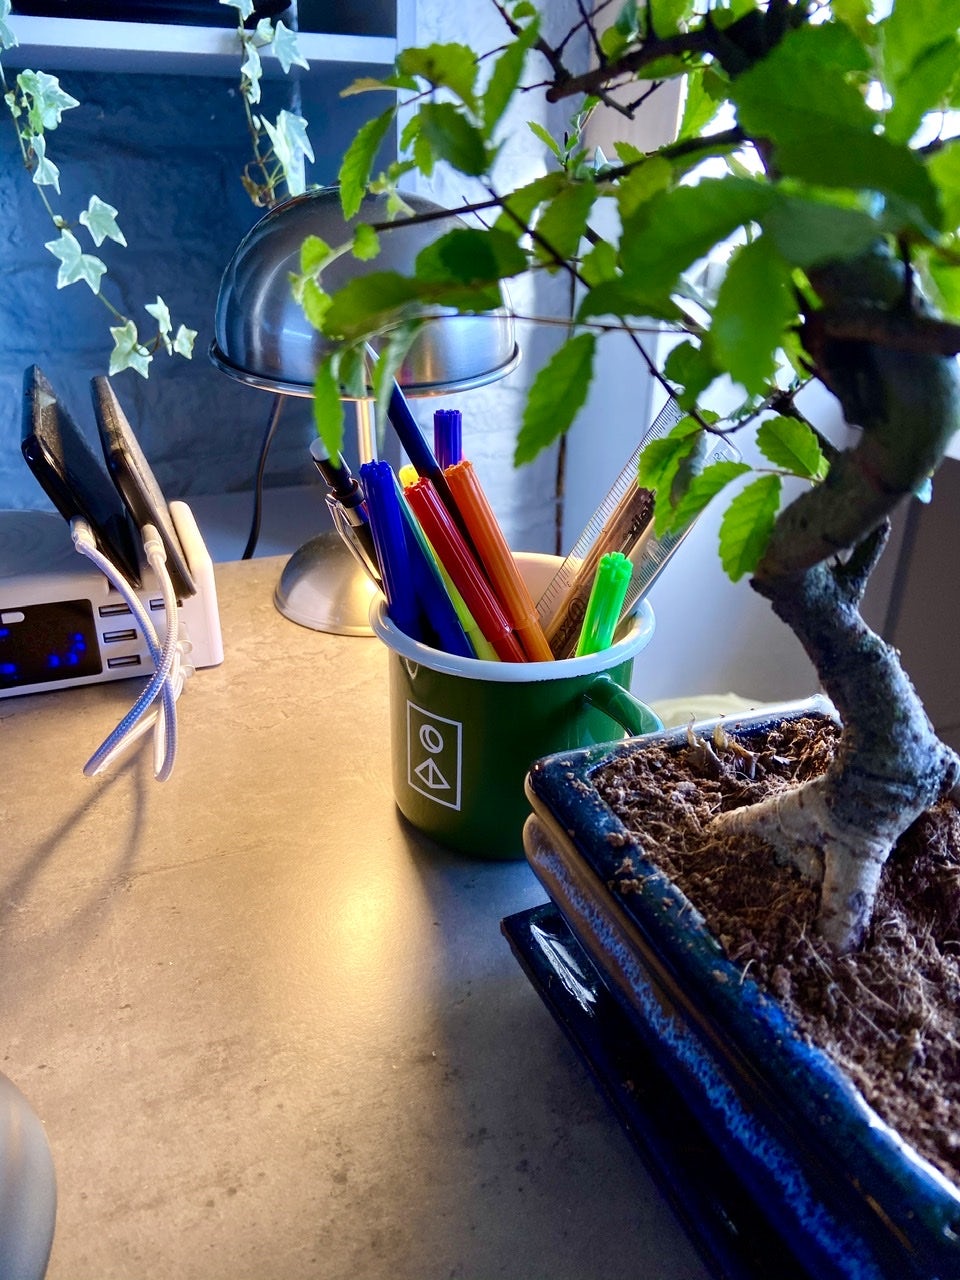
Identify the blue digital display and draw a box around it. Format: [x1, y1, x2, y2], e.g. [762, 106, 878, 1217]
[0, 600, 101, 688]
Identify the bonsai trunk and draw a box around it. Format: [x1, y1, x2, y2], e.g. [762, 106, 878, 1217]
[711, 251, 960, 952]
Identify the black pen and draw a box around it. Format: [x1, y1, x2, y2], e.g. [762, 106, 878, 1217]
[309, 437, 380, 583]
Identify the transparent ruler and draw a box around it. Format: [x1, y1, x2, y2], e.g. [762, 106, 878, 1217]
[537, 398, 740, 659]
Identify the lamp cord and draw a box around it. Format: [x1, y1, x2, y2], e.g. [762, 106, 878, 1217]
[243, 393, 285, 559]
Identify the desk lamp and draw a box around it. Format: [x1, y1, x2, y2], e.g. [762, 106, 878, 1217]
[210, 185, 520, 633]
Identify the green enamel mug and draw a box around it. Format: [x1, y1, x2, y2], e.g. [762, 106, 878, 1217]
[370, 552, 661, 859]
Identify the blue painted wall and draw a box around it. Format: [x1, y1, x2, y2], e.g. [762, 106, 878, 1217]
[0, 58, 387, 509]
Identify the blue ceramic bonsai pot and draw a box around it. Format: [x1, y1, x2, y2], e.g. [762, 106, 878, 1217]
[520, 698, 960, 1280]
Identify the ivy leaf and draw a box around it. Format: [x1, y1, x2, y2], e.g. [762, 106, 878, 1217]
[145, 296, 172, 352]
[172, 324, 196, 358]
[44, 229, 106, 292]
[28, 133, 61, 192]
[418, 102, 488, 176]
[514, 333, 596, 465]
[312, 356, 347, 458]
[397, 43, 479, 111]
[338, 108, 395, 217]
[271, 21, 309, 74]
[711, 236, 794, 395]
[718, 474, 782, 581]
[0, 0, 16, 50]
[262, 110, 313, 197]
[16, 69, 79, 131]
[79, 195, 126, 247]
[220, 0, 254, 20]
[240, 40, 264, 105]
[756, 415, 828, 480]
[109, 320, 152, 378]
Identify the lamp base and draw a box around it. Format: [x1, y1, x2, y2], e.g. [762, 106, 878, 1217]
[274, 531, 377, 635]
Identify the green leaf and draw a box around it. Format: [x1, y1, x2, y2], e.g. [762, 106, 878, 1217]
[109, 320, 151, 378]
[0, 0, 16, 50]
[44, 229, 106, 292]
[494, 171, 567, 237]
[710, 236, 794, 396]
[338, 108, 395, 217]
[760, 190, 883, 269]
[341, 72, 419, 97]
[270, 21, 309, 74]
[636, 416, 702, 495]
[677, 66, 721, 141]
[663, 338, 721, 408]
[669, 458, 752, 534]
[718, 474, 781, 581]
[514, 333, 596, 465]
[620, 176, 773, 296]
[300, 278, 331, 329]
[371, 320, 422, 429]
[397, 43, 479, 110]
[885, 36, 959, 145]
[930, 141, 960, 232]
[576, 276, 682, 324]
[614, 154, 674, 221]
[771, 127, 942, 235]
[533, 179, 597, 264]
[482, 20, 538, 137]
[756, 415, 829, 480]
[300, 234, 332, 275]
[312, 357, 347, 458]
[418, 102, 488, 176]
[79, 195, 126, 248]
[145, 295, 172, 339]
[527, 120, 564, 165]
[881, 0, 960, 83]
[352, 223, 380, 261]
[414, 226, 527, 284]
[580, 237, 618, 287]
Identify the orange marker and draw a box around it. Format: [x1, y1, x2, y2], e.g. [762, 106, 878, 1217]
[444, 460, 554, 662]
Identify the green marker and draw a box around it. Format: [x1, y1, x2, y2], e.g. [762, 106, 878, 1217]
[575, 552, 632, 657]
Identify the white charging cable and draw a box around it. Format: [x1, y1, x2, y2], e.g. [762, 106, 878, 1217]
[70, 518, 192, 781]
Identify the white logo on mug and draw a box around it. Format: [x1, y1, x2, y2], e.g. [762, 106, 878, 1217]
[407, 701, 462, 810]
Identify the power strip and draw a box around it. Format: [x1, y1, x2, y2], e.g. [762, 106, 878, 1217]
[0, 503, 223, 698]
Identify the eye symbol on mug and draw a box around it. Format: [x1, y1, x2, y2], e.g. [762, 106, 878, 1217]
[406, 701, 463, 811]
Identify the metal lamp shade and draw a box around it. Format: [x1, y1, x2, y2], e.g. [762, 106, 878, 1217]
[211, 185, 519, 397]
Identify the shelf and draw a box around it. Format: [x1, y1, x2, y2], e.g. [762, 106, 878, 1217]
[4, 15, 397, 76]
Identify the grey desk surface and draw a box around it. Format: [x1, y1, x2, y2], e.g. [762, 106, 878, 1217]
[0, 557, 709, 1280]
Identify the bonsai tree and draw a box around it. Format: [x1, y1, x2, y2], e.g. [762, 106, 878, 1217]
[296, 0, 960, 953]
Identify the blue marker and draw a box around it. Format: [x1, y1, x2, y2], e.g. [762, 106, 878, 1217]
[397, 491, 475, 658]
[360, 460, 423, 642]
[434, 409, 462, 470]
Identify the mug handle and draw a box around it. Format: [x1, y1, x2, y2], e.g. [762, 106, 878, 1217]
[582, 672, 664, 736]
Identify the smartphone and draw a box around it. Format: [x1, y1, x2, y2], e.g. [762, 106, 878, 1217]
[21, 365, 142, 585]
[91, 375, 197, 599]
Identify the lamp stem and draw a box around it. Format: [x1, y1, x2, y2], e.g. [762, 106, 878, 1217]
[355, 398, 376, 464]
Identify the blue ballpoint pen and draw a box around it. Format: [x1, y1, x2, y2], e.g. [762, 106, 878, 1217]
[360, 460, 423, 641]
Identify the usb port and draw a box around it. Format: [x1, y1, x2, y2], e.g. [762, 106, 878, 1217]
[149, 598, 164, 612]
[102, 628, 137, 643]
[99, 602, 131, 617]
[107, 654, 143, 669]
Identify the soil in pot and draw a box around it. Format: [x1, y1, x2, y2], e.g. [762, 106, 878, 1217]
[591, 713, 960, 1188]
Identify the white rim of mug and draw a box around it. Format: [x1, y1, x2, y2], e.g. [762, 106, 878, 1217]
[370, 594, 656, 683]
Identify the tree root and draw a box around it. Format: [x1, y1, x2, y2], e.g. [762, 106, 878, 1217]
[711, 777, 891, 952]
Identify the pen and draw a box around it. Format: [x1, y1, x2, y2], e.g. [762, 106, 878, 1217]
[405, 476, 526, 663]
[443, 459, 553, 662]
[360, 460, 423, 641]
[310, 437, 380, 584]
[434, 409, 462, 470]
[575, 552, 632, 657]
[544, 481, 655, 660]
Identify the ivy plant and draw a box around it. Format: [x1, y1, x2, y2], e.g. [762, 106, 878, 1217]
[297, 0, 960, 953]
[0, 0, 311, 376]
